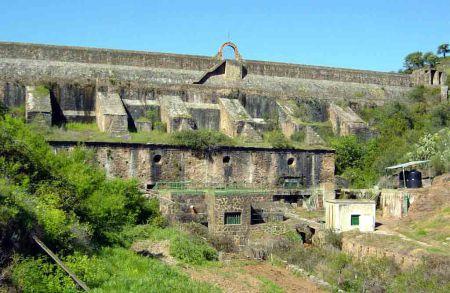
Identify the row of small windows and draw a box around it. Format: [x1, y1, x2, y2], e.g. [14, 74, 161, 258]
[152, 154, 296, 166]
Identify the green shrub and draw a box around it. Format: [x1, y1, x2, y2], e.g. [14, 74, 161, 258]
[169, 235, 218, 264]
[263, 130, 291, 148]
[12, 256, 78, 293]
[152, 121, 167, 132]
[290, 131, 305, 143]
[146, 109, 160, 123]
[324, 229, 342, 249]
[330, 135, 364, 175]
[407, 129, 450, 174]
[172, 129, 234, 151]
[12, 248, 219, 293]
[0, 115, 157, 248]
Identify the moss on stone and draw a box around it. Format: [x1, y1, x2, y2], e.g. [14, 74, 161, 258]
[32, 85, 50, 98]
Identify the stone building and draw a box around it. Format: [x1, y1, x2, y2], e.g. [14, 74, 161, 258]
[325, 199, 376, 232]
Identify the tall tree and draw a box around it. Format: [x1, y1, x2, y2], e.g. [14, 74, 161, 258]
[437, 43, 449, 58]
[424, 52, 439, 67]
[404, 51, 424, 71]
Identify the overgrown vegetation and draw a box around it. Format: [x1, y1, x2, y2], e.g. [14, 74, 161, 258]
[272, 233, 450, 292]
[172, 129, 235, 151]
[331, 86, 450, 187]
[12, 248, 218, 292]
[263, 130, 292, 148]
[400, 42, 449, 73]
[0, 113, 219, 292]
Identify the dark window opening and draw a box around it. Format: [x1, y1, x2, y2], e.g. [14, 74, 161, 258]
[287, 157, 295, 166]
[224, 212, 241, 225]
[223, 155, 230, 164]
[351, 215, 360, 226]
[273, 194, 300, 204]
[146, 183, 155, 190]
[251, 207, 265, 225]
[153, 154, 162, 163]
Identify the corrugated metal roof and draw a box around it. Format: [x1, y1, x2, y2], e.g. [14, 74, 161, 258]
[385, 160, 430, 170]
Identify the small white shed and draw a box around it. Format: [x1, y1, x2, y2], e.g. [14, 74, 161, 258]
[325, 199, 376, 232]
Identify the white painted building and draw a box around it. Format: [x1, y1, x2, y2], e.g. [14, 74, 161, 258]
[325, 199, 376, 232]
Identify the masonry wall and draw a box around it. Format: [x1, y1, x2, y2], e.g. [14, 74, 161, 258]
[49, 141, 335, 188]
[207, 192, 273, 246]
[0, 42, 412, 86]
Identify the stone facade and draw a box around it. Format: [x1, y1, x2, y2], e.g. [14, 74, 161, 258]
[207, 192, 274, 246]
[50, 141, 334, 188]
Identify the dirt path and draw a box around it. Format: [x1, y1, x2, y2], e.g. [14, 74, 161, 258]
[185, 261, 326, 293]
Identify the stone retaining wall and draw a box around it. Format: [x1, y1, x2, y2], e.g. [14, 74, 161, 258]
[0, 42, 411, 86]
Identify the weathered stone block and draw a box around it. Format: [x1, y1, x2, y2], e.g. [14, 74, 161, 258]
[159, 95, 195, 133]
[25, 85, 51, 126]
[95, 90, 128, 134]
[328, 103, 368, 137]
[219, 98, 262, 140]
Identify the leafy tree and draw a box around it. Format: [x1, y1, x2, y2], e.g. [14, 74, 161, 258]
[404, 51, 424, 71]
[330, 135, 364, 175]
[437, 43, 449, 57]
[423, 52, 439, 68]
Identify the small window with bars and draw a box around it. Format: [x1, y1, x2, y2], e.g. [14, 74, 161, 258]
[224, 212, 241, 225]
[351, 214, 360, 226]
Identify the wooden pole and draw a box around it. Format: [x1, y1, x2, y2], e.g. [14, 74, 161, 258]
[32, 235, 90, 291]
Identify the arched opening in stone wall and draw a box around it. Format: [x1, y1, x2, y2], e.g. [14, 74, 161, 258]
[223, 155, 231, 164]
[217, 42, 242, 61]
[287, 157, 295, 166]
[153, 154, 162, 164]
[222, 46, 236, 60]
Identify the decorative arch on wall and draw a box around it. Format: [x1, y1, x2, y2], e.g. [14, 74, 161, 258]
[216, 42, 242, 61]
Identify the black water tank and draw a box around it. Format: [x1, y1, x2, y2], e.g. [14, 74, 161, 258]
[398, 170, 410, 188]
[407, 170, 422, 188]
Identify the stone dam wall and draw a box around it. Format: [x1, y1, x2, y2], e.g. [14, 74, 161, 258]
[0, 42, 411, 86]
[2, 41, 446, 143]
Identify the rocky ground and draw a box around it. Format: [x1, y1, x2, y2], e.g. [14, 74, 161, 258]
[185, 260, 325, 293]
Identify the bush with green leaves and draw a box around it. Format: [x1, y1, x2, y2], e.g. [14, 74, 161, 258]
[407, 128, 450, 174]
[0, 115, 159, 249]
[263, 130, 291, 148]
[12, 256, 78, 293]
[290, 131, 305, 143]
[12, 248, 218, 293]
[169, 234, 218, 264]
[172, 129, 234, 151]
[333, 91, 450, 187]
